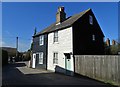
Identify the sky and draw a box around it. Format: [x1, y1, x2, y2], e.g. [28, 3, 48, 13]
[2, 2, 118, 52]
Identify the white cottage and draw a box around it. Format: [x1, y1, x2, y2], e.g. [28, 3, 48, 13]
[47, 26, 74, 75]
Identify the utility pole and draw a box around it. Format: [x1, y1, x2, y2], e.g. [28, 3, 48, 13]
[16, 37, 18, 58]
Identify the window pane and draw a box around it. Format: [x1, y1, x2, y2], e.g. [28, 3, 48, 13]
[53, 52, 58, 64]
[39, 52, 43, 64]
[89, 15, 93, 25]
[53, 53, 55, 58]
[54, 37, 58, 42]
[41, 35, 44, 45]
[39, 35, 44, 45]
[54, 31, 58, 37]
[54, 31, 58, 42]
[92, 35, 95, 41]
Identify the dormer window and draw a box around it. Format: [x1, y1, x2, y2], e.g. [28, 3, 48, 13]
[89, 15, 93, 25]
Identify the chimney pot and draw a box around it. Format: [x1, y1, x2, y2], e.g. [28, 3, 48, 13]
[112, 40, 116, 45]
[106, 38, 110, 47]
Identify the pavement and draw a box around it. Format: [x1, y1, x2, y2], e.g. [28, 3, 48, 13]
[2, 61, 118, 87]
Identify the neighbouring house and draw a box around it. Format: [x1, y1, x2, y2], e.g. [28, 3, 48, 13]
[1, 47, 16, 64]
[32, 6, 105, 75]
[0, 47, 20, 62]
[1, 48, 8, 66]
[1, 47, 17, 58]
[105, 39, 120, 55]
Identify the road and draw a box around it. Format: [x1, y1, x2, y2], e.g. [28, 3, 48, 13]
[2, 61, 117, 87]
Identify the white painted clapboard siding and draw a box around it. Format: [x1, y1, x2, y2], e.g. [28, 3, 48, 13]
[47, 27, 73, 73]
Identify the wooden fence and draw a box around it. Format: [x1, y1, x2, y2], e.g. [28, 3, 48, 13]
[74, 55, 120, 85]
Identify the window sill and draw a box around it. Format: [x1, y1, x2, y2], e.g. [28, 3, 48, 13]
[39, 63, 43, 65]
[40, 44, 44, 46]
[53, 42, 59, 44]
[53, 63, 58, 65]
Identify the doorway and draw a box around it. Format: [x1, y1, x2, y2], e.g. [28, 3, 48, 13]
[36, 53, 39, 65]
[64, 53, 72, 76]
[32, 53, 36, 68]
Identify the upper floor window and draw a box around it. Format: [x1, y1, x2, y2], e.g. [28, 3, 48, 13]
[39, 52, 43, 64]
[53, 52, 58, 64]
[89, 15, 93, 25]
[39, 35, 44, 46]
[54, 31, 58, 42]
[92, 34, 95, 41]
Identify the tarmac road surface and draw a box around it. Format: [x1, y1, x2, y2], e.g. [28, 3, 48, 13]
[2, 61, 118, 87]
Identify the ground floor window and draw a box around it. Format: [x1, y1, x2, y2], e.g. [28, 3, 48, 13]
[39, 52, 43, 64]
[53, 52, 58, 64]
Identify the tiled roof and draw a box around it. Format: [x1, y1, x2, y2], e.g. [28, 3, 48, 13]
[34, 8, 91, 37]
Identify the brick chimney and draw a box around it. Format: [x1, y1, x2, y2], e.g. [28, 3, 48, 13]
[106, 38, 110, 47]
[112, 40, 116, 45]
[56, 6, 66, 23]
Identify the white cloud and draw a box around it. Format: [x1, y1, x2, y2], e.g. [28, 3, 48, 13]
[0, 41, 3, 47]
[0, 41, 6, 47]
[1, 38, 30, 52]
[2, 41, 5, 46]
[0, 41, 14, 47]
[0, 41, 5, 47]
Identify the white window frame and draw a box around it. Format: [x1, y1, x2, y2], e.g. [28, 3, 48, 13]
[53, 31, 58, 42]
[39, 35, 44, 46]
[89, 15, 93, 25]
[92, 34, 95, 41]
[53, 52, 58, 64]
[39, 52, 43, 64]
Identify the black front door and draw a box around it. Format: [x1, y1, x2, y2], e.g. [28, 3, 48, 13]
[36, 53, 39, 66]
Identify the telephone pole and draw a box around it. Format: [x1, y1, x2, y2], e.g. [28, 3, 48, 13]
[16, 37, 18, 58]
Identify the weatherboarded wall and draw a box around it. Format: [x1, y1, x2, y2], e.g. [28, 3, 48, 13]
[47, 27, 73, 73]
[74, 55, 120, 85]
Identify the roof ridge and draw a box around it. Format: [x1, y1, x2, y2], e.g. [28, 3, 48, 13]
[71, 8, 91, 17]
[34, 8, 91, 37]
